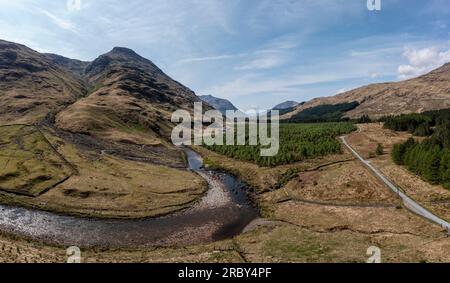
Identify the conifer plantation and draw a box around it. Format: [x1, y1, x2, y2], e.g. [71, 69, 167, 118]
[390, 110, 450, 189]
[205, 123, 356, 167]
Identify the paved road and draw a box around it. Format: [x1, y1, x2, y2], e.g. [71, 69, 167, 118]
[340, 135, 450, 233]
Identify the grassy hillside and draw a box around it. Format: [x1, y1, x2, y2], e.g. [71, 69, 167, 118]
[0, 125, 74, 196]
[282, 63, 450, 120]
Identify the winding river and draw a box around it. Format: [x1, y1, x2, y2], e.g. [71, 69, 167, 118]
[0, 148, 259, 248]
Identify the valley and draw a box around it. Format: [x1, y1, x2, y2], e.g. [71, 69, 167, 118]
[1, 122, 450, 263]
[0, 38, 450, 263]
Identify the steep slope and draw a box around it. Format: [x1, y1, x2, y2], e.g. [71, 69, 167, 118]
[56, 47, 205, 145]
[0, 41, 208, 219]
[199, 94, 238, 114]
[282, 63, 450, 120]
[43, 53, 90, 77]
[0, 40, 87, 124]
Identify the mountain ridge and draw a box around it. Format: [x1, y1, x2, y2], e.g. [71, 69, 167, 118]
[273, 101, 300, 110]
[2, 38, 450, 133]
[282, 63, 450, 120]
[55, 46, 206, 144]
[199, 94, 239, 114]
[0, 39, 207, 146]
[0, 39, 87, 124]
[43, 53, 90, 77]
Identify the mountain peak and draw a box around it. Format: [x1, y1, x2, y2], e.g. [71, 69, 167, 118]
[85, 46, 164, 80]
[103, 46, 147, 62]
[199, 95, 238, 114]
[273, 101, 299, 110]
[110, 47, 140, 57]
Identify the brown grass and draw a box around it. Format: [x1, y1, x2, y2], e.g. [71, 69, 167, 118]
[348, 123, 450, 222]
[192, 141, 450, 263]
[0, 127, 207, 219]
[1, 124, 450, 262]
[282, 160, 399, 206]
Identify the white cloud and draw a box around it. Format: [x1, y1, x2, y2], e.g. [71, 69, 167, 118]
[66, 0, 82, 12]
[178, 53, 244, 64]
[234, 38, 296, 71]
[349, 46, 403, 58]
[202, 72, 360, 99]
[38, 8, 78, 33]
[236, 55, 285, 70]
[370, 72, 381, 79]
[398, 46, 450, 79]
[1, 0, 448, 110]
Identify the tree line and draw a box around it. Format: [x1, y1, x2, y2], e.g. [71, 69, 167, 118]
[287, 102, 359, 123]
[383, 109, 450, 136]
[391, 110, 450, 189]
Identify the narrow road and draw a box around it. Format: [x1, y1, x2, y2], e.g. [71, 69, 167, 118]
[340, 135, 450, 233]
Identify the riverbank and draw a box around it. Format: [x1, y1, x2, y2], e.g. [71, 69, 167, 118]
[0, 125, 209, 219]
[0, 148, 258, 249]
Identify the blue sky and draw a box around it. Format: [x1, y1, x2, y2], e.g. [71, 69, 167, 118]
[0, 0, 449, 110]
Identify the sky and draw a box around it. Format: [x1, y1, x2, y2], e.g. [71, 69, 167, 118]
[0, 0, 449, 111]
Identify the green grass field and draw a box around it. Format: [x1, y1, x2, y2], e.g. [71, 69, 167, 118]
[205, 122, 356, 167]
[0, 125, 74, 196]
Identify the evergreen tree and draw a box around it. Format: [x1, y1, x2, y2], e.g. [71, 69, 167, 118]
[376, 144, 384, 156]
[392, 144, 404, 165]
[358, 115, 372, 124]
[413, 123, 431, 136]
[439, 150, 450, 189]
[423, 146, 441, 184]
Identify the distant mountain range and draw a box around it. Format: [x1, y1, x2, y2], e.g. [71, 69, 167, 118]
[273, 101, 300, 110]
[282, 63, 450, 120]
[1, 38, 450, 136]
[199, 94, 239, 114]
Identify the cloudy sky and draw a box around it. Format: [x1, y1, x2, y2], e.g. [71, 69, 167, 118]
[0, 0, 449, 110]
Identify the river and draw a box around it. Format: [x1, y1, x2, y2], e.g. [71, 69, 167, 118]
[0, 148, 258, 248]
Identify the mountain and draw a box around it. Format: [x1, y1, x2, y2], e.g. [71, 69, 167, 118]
[273, 101, 299, 110]
[0, 40, 87, 124]
[55, 47, 206, 145]
[0, 39, 208, 145]
[282, 63, 450, 120]
[0, 40, 208, 219]
[43, 53, 90, 77]
[199, 94, 238, 114]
